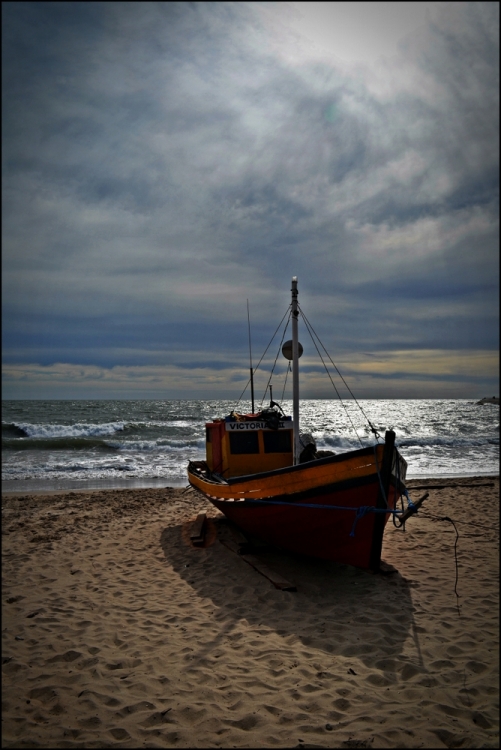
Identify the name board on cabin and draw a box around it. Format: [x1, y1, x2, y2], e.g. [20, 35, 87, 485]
[225, 421, 293, 431]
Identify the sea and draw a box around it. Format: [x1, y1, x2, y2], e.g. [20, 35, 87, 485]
[2, 399, 499, 493]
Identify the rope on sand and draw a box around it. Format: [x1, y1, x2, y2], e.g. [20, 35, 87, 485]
[420, 511, 461, 617]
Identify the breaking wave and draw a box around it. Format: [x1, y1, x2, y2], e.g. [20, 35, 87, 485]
[3, 421, 127, 439]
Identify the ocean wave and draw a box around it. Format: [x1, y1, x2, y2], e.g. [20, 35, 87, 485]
[2, 422, 27, 438]
[105, 438, 205, 452]
[396, 435, 499, 448]
[2, 437, 119, 452]
[313, 432, 366, 450]
[7, 421, 127, 439]
[310, 431, 499, 452]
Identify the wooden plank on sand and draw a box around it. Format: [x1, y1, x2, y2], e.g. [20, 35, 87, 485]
[218, 539, 296, 591]
[227, 521, 273, 553]
[228, 523, 249, 546]
[240, 554, 297, 592]
[190, 513, 207, 543]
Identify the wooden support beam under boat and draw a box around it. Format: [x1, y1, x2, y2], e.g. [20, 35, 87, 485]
[190, 513, 207, 546]
[369, 430, 395, 573]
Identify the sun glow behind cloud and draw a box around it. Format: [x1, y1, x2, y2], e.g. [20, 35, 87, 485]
[256, 1, 436, 66]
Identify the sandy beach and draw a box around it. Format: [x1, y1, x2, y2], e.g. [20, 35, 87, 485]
[2, 477, 499, 748]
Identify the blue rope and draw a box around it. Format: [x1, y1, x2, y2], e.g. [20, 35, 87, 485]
[403, 489, 417, 515]
[392, 448, 403, 529]
[228, 497, 403, 538]
[350, 506, 372, 537]
[238, 498, 402, 514]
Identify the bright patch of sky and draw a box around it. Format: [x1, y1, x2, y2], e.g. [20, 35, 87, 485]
[257, 2, 433, 64]
[2, 1, 499, 399]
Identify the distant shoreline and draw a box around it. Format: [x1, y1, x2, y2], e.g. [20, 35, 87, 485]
[1, 477, 188, 496]
[2, 473, 498, 496]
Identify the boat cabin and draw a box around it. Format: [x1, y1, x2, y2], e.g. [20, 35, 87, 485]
[205, 410, 294, 478]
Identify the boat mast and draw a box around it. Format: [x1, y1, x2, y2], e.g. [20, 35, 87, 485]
[247, 300, 255, 413]
[291, 276, 301, 464]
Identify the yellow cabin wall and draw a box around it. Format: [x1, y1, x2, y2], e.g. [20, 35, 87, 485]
[205, 422, 293, 478]
[221, 430, 293, 478]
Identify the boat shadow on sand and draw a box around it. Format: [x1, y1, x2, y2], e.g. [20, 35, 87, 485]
[159, 514, 427, 688]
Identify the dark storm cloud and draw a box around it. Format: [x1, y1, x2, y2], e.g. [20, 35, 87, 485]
[2, 1, 498, 398]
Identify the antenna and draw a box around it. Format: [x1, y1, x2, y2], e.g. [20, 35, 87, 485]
[247, 300, 255, 413]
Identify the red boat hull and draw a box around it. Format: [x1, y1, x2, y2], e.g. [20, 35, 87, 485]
[206, 476, 398, 569]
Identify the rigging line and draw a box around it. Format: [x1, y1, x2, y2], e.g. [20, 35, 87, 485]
[235, 375, 252, 407]
[253, 306, 291, 373]
[281, 361, 292, 403]
[260, 311, 292, 407]
[235, 306, 290, 408]
[299, 310, 364, 448]
[299, 305, 379, 436]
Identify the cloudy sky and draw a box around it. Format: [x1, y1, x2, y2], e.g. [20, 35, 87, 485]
[2, 1, 499, 400]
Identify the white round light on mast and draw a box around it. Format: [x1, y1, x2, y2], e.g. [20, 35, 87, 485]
[282, 340, 303, 360]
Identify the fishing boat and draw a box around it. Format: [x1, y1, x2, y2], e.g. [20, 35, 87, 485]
[188, 277, 425, 572]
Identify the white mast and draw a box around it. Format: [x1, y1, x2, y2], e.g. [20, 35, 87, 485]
[291, 276, 301, 464]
